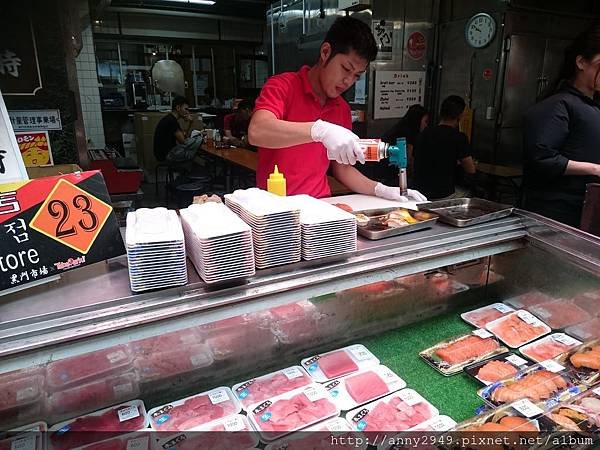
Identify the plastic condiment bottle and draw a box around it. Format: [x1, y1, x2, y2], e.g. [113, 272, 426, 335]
[267, 165, 286, 196]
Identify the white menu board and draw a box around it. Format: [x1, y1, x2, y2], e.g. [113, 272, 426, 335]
[0, 90, 28, 185]
[374, 70, 426, 119]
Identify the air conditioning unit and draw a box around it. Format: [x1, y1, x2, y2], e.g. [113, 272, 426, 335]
[338, 0, 371, 12]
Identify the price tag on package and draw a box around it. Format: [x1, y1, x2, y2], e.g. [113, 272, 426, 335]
[429, 416, 453, 432]
[223, 416, 246, 432]
[512, 399, 544, 418]
[539, 360, 565, 373]
[283, 367, 305, 380]
[398, 390, 421, 406]
[494, 303, 513, 313]
[118, 405, 140, 422]
[593, 386, 600, 396]
[349, 345, 371, 361]
[209, 389, 229, 405]
[517, 311, 539, 325]
[505, 354, 528, 367]
[326, 419, 345, 433]
[552, 333, 579, 346]
[10, 436, 36, 450]
[473, 329, 494, 339]
[304, 386, 326, 402]
[126, 437, 149, 450]
[380, 367, 399, 382]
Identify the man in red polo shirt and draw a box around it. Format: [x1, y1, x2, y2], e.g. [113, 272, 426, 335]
[248, 16, 426, 202]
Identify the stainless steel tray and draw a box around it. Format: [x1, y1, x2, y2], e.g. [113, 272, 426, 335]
[353, 207, 438, 240]
[417, 198, 514, 227]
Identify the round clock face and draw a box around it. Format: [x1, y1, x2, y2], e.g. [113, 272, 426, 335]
[465, 13, 496, 48]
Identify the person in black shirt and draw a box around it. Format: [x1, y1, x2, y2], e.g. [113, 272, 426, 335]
[153, 96, 201, 162]
[413, 96, 476, 200]
[523, 24, 600, 228]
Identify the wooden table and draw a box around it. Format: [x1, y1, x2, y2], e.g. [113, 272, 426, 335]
[201, 144, 351, 195]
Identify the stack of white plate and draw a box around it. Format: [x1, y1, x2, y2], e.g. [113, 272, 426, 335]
[125, 208, 187, 292]
[287, 195, 357, 260]
[224, 188, 301, 269]
[180, 202, 255, 283]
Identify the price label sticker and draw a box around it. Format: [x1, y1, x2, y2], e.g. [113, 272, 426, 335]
[304, 386, 326, 402]
[118, 405, 140, 422]
[223, 416, 246, 432]
[283, 367, 305, 380]
[473, 329, 494, 339]
[190, 353, 211, 367]
[494, 303, 513, 313]
[209, 389, 229, 405]
[517, 311, 539, 325]
[107, 350, 127, 364]
[506, 354, 528, 367]
[349, 345, 372, 361]
[398, 390, 421, 406]
[429, 416, 453, 432]
[16, 387, 36, 402]
[539, 360, 565, 373]
[593, 386, 600, 396]
[126, 437, 149, 450]
[326, 419, 345, 433]
[552, 334, 579, 346]
[29, 178, 113, 254]
[11, 436, 36, 450]
[512, 399, 544, 418]
[380, 367, 398, 382]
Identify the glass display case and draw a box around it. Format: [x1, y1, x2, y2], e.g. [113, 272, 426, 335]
[0, 210, 598, 429]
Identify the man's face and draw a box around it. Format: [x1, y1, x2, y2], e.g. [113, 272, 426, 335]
[238, 108, 251, 121]
[319, 43, 368, 99]
[176, 103, 190, 117]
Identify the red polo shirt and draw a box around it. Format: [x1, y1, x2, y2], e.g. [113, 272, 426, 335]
[254, 65, 352, 198]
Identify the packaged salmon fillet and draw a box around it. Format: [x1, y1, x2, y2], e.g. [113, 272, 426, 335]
[529, 300, 593, 330]
[571, 291, 600, 317]
[503, 291, 557, 311]
[420, 330, 507, 376]
[461, 303, 515, 328]
[0, 374, 44, 413]
[464, 352, 534, 386]
[453, 401, 554, 433]
[565, 318, 600, 341]
[265, 417, 367, 450]
[519, 333, 582, 363]
[323, 365, 406, 411]
[47, 345, 133, 390]
[49, 399, 149, 450]
[147, 387, 241, 431]
[486, 310, 551, 348]
[543, 388, 600, 433]
[247, 383, 339, 441]
[232, 366, 313, 410]
[301, 344, 379, 382]
[156, 415, 259, 450]
[554, 339, 600, 386]
[478, 363, 583, 409]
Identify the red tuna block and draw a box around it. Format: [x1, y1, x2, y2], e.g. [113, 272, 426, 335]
[318, 351, 358, 379]
[345, 371, 390, 403]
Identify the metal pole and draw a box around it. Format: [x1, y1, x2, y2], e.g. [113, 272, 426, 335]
[233, 48, 237, 99]
[211, 47, 217, 102]
[270, 5, 275, 75]
[192, 45, 198, 107]
[117, 42, 123, 84]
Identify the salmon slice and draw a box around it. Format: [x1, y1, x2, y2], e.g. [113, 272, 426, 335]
[499, 415, 538, 432]
[489, 313, 547, 347]
[570, 350, 600, 370]
[523, 340, 571, 362]
[435, 335, 499, 365]
[477, 360, 518, 383]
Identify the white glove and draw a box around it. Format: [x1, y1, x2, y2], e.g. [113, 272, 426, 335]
[311, 119, 364, 165]
[375, 183, 428, 202]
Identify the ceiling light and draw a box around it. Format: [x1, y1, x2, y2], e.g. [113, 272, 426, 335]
[165, 0, 216, 5]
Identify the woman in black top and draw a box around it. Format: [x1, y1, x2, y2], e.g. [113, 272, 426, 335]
[523, 24, 600, 227]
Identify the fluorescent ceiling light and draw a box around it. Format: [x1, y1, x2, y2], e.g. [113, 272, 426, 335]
[166, 0, 216, 5]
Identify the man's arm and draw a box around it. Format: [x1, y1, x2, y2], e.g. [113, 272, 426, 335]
[331, 162, 377, 195]
[460, 156, 476, 174]
[248, 110, 314, 148]
[564, 160, 600, 176]
[174, 129, 186, 144]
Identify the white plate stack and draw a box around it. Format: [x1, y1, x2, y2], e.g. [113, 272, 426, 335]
[125, 208, 187, 292]
[287, 195, 357, 260]
[180, 202, 255, 283]
[224, 188, 301, 269]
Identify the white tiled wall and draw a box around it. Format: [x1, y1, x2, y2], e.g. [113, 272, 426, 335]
[75, 0, 105, 149]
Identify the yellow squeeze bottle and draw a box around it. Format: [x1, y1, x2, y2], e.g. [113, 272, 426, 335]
[267, 165, 286, 196]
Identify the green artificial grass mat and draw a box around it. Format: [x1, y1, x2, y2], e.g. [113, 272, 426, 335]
[361, 306, 488, 423]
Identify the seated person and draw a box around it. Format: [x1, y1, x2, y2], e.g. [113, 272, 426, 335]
[223, 99, 253, 147]
[413, 95, 476, 200]
[154, 96, 202, 162]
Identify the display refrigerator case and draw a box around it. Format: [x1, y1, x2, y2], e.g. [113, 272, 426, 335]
[0, 210, 598, 429]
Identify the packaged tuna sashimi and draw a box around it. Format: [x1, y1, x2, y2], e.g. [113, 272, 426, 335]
[464, 352, 534, 386]
[529, 300, 593, 330]
[49, 399, 149, 450]
[519, 333, 582, 363]
[0, 431, 44, 450]
[486, 310, 551, 348]
[376, 415, 457, 450]
[232, 366, 312, 410]
[47, 345, 133, 391]
[131, 327, 204, 356]
[73, 432, 151, 450]
[571, 292, 600, 317]
[503, 291, 557, 311]
[269, 301, 320, 345]
[247, 383, 340, 441]
[147, 387, 241, 431]
[156, 415, 259, 450]
[461, 303, 515, 328]
[345, 388, 439, 435]
[323, 365, 406, 411]
[0, 374, 44, 413]
[553, 339, 600, 386]
[566, 318, 600, 341]
[478, 363, 584, 409]
[134, 344, 214, 383]
[543, 389, 600, 433]
[301, 344, 379, 382]
[420, 330, 507, 376]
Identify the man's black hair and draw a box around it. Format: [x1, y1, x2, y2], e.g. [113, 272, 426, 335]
[440, 95, 466, 120]
[237, 99, 253, 111]
[172, 96, 188, 110]
[322, 16, 378, 64]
